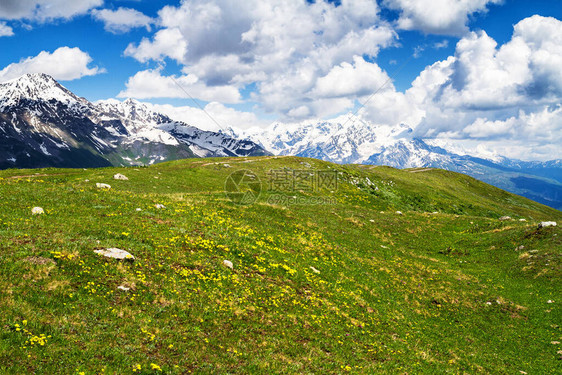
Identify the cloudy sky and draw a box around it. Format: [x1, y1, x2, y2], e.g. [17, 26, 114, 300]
[0, 0, 561, 160]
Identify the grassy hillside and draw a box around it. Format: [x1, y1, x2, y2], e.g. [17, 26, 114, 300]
[0, 156, 560, 374]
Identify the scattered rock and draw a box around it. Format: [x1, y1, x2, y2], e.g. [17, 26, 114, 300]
[31, 207, 44, 215]
[94, 248, 134, 261]
[113, 173, 129, 181]
[538, 221, 557, 228]
[395, 211, 403, 215]
[154, 204, 166, 209]
[135, 208, 142, 212]
[118, 285, 131, 291]
[309, 266, 320, 274]
[499, 216, 511, 221]
[96, 183, 111, 189]
[223, 260, 233, 269]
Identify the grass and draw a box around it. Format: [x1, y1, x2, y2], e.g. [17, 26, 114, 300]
[0, 156, 560, 374]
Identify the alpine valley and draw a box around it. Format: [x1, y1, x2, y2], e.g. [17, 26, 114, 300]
[1, 73, 561, 210]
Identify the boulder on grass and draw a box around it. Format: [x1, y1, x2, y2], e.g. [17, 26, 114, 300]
[538, 221, 557, 228]
[96, 183, 111, 189]
[31, 207, 44, 215]
[113, 173, 129, 181]
[94, 248, 134, 261]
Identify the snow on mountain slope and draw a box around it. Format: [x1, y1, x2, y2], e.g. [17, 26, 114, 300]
[230, 114, 562, 209]
[0, 73, 90, 112]
[0, 74, 268, 169]
[232, 114, 416, 164]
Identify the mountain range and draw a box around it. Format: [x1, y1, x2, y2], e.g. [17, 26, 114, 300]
[0, 73, 560, 209]
[230, 117, 562, 210]
[0, 73, 268, 169]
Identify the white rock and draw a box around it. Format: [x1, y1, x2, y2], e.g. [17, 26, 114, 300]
[135, 208, 142, 212]
[94, 248, 134, 260]
[223, 260, 233, 269]
[538, 221, 557, 228]
[155, 204, 166, 209]
[31, 207, 44, 215]
[547, 300, 554, 304]
[369, 219, 375, 223]
[113, 173, 129, 181]
[395, 211, 403, 215]
[499, 216, 511, 221]
[519, 219, 527, 222]
[309, 266, 320, 274]
[96, 183, 111, 189]
[118, 285, 130, 291]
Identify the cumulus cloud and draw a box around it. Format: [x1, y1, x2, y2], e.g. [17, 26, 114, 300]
[0, 0, 102, 22]
[409, 15, 562, 137]
[123, 0, 396, 119]
[92, 7, 154, 34]
[0, 47, 104, 82]
[384, 0, 502, 35]
[312, 56, 391, 98]
[117, 69, 241, 104]
[393, 15, 562, 160]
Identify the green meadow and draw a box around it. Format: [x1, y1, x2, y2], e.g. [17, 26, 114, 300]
[0, 156, 560, 374]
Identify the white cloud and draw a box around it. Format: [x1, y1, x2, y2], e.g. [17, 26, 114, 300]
[0, 0, 102, 22]
[152, 102, 269, 131]
[408, 15, 562, 133]
[123, 0, 396, 119]
[92, 7, 154, 34]
[427, 105, 562, 160]
[117, 69, 241, 104]
[384, 0, 502, 35]
[124, 28, 187, 63]
[312, 56, 391, 98]
[0, 47, 104, 82]
[0, 21, 13, 36]
[388, 15, 562, 160]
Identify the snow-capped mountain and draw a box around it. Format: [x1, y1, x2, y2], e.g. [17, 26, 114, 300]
[0, 74, 268, 169]
[231, 116, 562, 209]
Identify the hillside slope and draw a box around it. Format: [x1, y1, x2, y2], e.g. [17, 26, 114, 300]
[0, 156, 560, 374]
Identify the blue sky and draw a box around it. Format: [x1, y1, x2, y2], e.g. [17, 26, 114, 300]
[0, 0, 561, 160]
